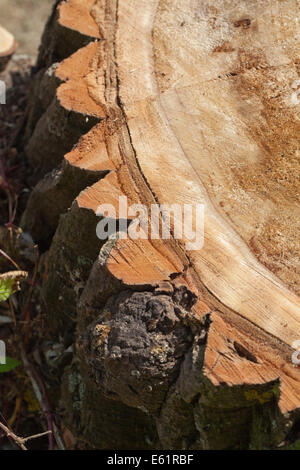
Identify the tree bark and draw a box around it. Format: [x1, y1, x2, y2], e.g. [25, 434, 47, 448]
[21, 0, 300, 450]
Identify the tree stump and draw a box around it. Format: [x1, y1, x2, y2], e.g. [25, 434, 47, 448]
[0, 25, 17, 72]
[22, 0, 300, 449]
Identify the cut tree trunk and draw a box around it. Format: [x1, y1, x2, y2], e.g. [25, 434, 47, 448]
[21, 0, 300, 450]
[0, 25, 17, 72]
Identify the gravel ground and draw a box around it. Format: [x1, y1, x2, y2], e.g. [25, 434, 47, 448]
[0, 0, 54, 56]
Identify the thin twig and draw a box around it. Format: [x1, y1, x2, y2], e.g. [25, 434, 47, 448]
[21, 348, 58, 450]
[8, 396, 22, 428]
[8, 296, 16, 326]
[0, 420, 51, 450]
[0, 248, 20, 270]
[22, 245, 39, 346]
[0, 154, 17, 227]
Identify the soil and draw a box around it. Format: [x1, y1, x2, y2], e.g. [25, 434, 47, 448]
[0, 0, 54, 56]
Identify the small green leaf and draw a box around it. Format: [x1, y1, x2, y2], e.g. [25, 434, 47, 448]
[0, 271, 28, 302]
[0, 277, 16, 302]
[0, 356, 21, 373]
